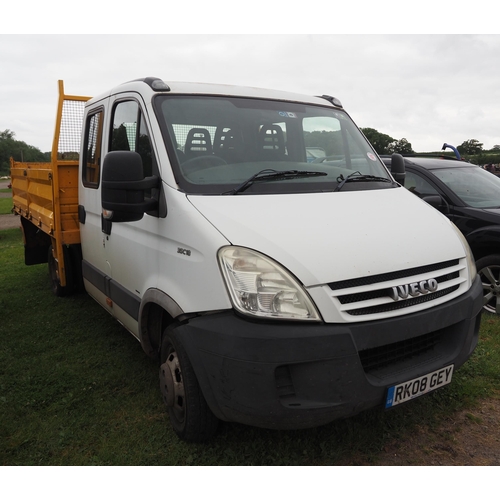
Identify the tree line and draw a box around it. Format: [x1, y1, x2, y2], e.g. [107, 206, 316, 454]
[359, 128, 500, 165]
[0, 129, 49, 176]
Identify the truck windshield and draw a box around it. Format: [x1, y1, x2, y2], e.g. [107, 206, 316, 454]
[154, 95, 393, 194]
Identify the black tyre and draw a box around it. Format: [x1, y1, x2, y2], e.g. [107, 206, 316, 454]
[48, 245, 74, 297]
[476, 255, 500, 314]
[159, 326, 218, 442]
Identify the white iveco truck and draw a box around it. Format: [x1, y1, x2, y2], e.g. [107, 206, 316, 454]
[11, 78, 483, 441]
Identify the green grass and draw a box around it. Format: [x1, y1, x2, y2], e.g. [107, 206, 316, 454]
[1, 227, 500, 465]
[0, 196, 12, 214]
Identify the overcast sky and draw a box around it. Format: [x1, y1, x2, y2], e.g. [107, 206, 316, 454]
[2, 33, 500, 153]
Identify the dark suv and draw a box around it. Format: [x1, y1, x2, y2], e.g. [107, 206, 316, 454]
[383, 155, 500, 314]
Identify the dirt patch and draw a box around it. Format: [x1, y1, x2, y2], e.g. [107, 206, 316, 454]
[0, 182, 21, 230]
[355, 397, 500, 465]
[0, 214, 21, 231]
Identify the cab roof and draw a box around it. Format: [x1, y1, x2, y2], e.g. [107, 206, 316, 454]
[87, 76, 342, 109]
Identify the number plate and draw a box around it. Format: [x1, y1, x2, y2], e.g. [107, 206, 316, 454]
[385, 364, 454, 408]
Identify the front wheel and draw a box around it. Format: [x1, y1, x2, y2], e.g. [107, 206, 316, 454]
[476, 255, 500, 314]
[159, 326, 218, 442]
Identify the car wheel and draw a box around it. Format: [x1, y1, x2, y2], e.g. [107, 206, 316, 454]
[476, 255, 500, 314]
[159, 326, 218, 442]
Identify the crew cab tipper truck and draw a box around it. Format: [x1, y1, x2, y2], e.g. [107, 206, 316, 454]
[11, 79, 483, 441]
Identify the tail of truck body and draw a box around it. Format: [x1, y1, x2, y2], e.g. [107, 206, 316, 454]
[11, 81, 90, 293]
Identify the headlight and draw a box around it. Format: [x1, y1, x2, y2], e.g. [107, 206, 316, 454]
[218, 246, 321, 321]
[452, 223, 477, 284]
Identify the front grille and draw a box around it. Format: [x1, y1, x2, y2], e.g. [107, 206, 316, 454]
[337, 272, 459, 305]
[359, 330, 442, 373]
[324, 259, 466, 319]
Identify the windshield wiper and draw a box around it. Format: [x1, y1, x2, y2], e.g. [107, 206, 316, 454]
[224, 169, 327, 195]
[334, 171, 393, 192]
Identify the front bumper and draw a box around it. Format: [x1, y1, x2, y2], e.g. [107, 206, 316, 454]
[175, 275, 483, 430]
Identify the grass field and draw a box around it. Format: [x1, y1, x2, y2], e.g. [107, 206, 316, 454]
[1, 227, 500, 466]
[0, 196, 12, 214]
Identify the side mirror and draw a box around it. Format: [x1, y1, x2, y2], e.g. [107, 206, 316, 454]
[423, 194, 449, 214]
[390, 153, 406, 186]
[101, 151, 159, 223]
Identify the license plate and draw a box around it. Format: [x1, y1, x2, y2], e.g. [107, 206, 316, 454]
[385, 364, 454, 409]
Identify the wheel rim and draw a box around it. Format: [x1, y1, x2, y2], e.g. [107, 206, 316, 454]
[159, 348, 186, 424]
[479, 264, 500, 314]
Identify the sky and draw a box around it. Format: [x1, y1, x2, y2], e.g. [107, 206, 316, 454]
[2, 11, 500, 155]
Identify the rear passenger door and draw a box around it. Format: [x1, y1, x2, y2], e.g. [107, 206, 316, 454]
[80, 102, 109, 309]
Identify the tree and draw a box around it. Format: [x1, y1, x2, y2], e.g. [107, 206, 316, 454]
[360, 128, 396, 155]
[0, 130, 49, 176]
[0, 129, 15, 140]
[388, 138, 414, 155]
[457, 139, 483, 156]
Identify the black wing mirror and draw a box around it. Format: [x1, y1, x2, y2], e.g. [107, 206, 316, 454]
[390, 153, 406, 186]
[423, 195, 450, 214]
[101, 151, 159, 223]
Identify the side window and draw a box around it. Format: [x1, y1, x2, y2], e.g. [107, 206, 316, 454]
[405, 171, 439, 198]
[110, 100, 155, 179]
[82, 109, 104, 188]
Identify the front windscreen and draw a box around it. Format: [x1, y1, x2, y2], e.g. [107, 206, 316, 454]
[432, 166, 500, 208]
[155, 95, 393, 194]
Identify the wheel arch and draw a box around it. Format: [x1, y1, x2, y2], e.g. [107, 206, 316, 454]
[138, 288, 184, 360]
[466, 226, 500, 262]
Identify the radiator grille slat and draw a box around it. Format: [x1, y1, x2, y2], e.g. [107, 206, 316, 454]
[325, 259, 466, 318]
[348, 285, 459, 316]
[328, 259, 459, 291]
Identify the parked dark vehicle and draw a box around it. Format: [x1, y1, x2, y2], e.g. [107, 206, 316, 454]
[382, 155, 500, 315]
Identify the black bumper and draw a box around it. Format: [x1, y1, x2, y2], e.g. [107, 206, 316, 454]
[175, 276, 483, 430]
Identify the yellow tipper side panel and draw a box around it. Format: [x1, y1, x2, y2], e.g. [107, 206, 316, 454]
[10, 81, 90, 287]
[11, 160, 55, 236]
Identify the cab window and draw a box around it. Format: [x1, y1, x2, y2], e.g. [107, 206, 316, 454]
[82, 109, 104, 188]
[110, 100, 155, 179]
[405, 171, 440, 198]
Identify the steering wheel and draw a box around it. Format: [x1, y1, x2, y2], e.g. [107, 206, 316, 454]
[182, 155, 227, 174]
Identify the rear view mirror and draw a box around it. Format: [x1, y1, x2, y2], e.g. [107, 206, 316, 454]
[101, 151, 159, 223]
[390, 154, 406, 186]
[423, 195, 449, 214]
